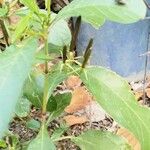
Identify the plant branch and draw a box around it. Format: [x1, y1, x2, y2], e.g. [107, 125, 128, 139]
[53, 136, 73, 142]
[45, 0, 51, 15]
[0, 19, 9, 46]
[143, 0, 150, 9]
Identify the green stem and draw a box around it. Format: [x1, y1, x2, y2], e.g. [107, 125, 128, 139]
[53, 136, 73, 142]
[46, 112, 54, 125]
[9, 0, 18, 9]
[42, 73, 49, 115]
[42, 0, 52, 121]
[42, 35, 49, 116]
[45, 0, 51, 15]
[44, 38, 49, 74]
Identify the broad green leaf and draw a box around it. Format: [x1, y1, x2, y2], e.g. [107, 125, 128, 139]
[23, 64, 68, 108]
[0, 6, 8, 17]
[48, 44, 62, 54]
[0, 38, 38, 138]
[72, 130, 132, 150]
[23, 71, 44, 108]
[12, 13, 32, 43]
[15, 98, 31, 117]
[56, 0, 146, 28]
[27, 125, 56, 150]
[48, 15, 71, 48]
[26, 119, 41, 131]
[80, 67, 150, 150]
[47, 66, 69, 99]
[20, 0, 39, 14]
[47, 93, 71, 123]
[0, 140, 7, 148]
[47, 96, 57, 112]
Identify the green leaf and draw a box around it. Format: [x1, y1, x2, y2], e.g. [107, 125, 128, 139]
[80, 67, 150, 150]
[27, 125, 56, 150]
[47, 96, 57, 112]
[72, 130, 132, 150]
[12, 13, 32, 43]
[0, 38, 38, 138]
[26, 119, 41, 131]
[20, 0, 39, 14]
[48, 14, 71, 49]
[23, 64, 68, 108]
[56, 0, 146, 28]
[15, 98, 31, 118]
[48, 44, 63, 54]
[0, 140, 7, 148]
[47, 93, 71, 121]
[35, 50, 57, 62]
[23, 71, 44, 108]
[0, 6, 8, 17]
[47, 66, 69, 99]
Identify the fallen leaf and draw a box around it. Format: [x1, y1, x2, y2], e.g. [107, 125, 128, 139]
[117, 128, 141, 150]
[134, 91, 143, 100]
[84, 101, 105, 122]
[0, 29, 3, 39]
[0, 0, 3, 4]
[9, 15, 20, 25]
[65, 87, 92, 113]
[64, 115, 88, 126]
[130, 82, 143, 91]
[65, 75, 82, 89]
[146, 88, 150, 98]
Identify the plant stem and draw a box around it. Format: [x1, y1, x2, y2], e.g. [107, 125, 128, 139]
[42, 0, 52, 120]
[9, 0, 18, 9]
[42, 33, 49, 116]
[46, 112, 54, 125]
[70, 16, 81, 52]
[44, 38, 49, 74]
[42, 73, 49, 114]
[53, 136, 73, 142]
[45, 0, 51, 15]
[0, 3, 9, 46]
[0, 19, 9, 46]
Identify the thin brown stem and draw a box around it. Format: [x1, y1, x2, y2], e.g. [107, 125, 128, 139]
[0, 19, 9, 46]
[143, 0, 150, 9]
[70, 16, 81, 52]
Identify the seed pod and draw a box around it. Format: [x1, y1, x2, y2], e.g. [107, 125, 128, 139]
[70, 16, 81, 52]
[82, 38, 93, 68]
[62, 45, 67, 63]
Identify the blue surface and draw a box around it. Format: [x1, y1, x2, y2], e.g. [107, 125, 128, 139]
[77, 15, 150, 78]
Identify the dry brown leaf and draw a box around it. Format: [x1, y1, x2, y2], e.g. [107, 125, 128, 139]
[65, 75, 82, 89]
[0, 0, 3, 4]
[146, 88, 150, 98]
[9, 15, 20, 25]
[134, 91, 143, 100]
[0, 29, 3, 39]
[65, 87, 92, 113]
[64, 115, 88, 126]
[117, 128, 141, 150]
